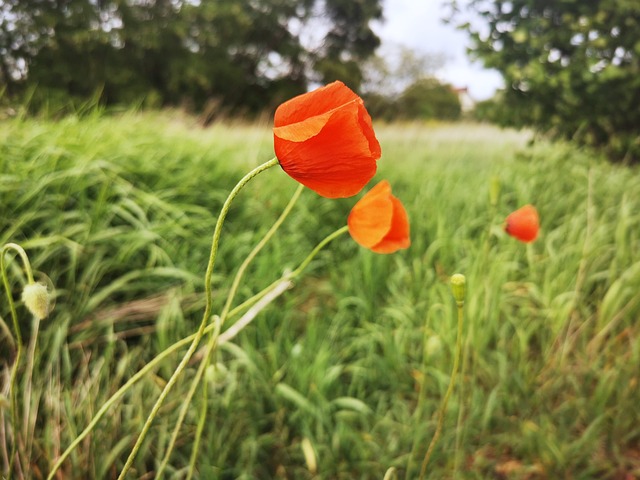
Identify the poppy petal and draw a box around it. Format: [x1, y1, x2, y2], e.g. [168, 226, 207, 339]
[505, 204, 539, 242]
[275, 104, 379, 198]
[273, 81, 381, 198]
[370, 196, 411, 253]
[348, 180, 411, 254]
[273, 110, 335, 143]
[274, 81, 360, 127]
[348, 181, 394, 248]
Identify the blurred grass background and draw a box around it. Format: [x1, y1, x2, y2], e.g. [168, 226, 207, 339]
[1, 111, 639, 479]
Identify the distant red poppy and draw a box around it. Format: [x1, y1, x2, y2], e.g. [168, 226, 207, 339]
[504, 205, 539, 242]
[347, 180, 411, 254]
[273, 81, 381, 198]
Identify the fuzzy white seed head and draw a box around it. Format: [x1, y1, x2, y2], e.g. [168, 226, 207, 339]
[21, 282, 51, 320]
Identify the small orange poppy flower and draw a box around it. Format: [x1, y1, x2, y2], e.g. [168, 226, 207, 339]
[504, 204, 539, 243]
[347, 180, 411, 254]
[273, 81, 381, 198]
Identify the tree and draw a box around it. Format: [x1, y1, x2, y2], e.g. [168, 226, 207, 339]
[361, 44, 447, 96]
[313, 0, 383, 89]
[458, 0, 640, 163]
[360, 46, 460, 121]
[0, 0, 382, 114]
[396, 78, 461, 120]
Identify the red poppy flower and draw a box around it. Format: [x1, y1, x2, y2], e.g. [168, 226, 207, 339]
[504, 204, 539, 243]
[273, 81, 381, 198]
[347, 180, 411, 254]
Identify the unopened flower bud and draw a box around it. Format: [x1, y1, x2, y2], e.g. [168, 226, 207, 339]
[450, 274, 466, 307]
[489, 176, 501, 206]
[21, 282, 51, 320]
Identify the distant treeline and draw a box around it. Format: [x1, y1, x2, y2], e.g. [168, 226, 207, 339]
[0, 0, 383, 116]
[2, 0, 638, 162]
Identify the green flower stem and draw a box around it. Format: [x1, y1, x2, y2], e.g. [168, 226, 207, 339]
[418, 298, 465, 479]
[156, 183, 304, 478]
[2, 243, 36, 347]
[1, 242, 36, 477]
[47, 222, 349, 480]
[154, 329, 209, 477]
[20, 314, 41, 476]
[117, 157, 278, 479]
[47, 275, 289, 480]
[221, 183, 304, 322]
[2, 243, 35, 286]
[181, 226, 350, 476]
[406, 308, 441, 476]
[453, 322, 470, 476]
[186, 350, 209, 480]
[188, 184, 306, 478]
[292, 225, 349, 277]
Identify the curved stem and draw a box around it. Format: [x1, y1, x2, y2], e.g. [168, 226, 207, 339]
[157, 184, 304, 478]
[418, 301, 464, 479]
[48, 277, 285, 480]
[290, 225, 349, 278]
[155, 320, 212, 479]
[185, 359, 208, 480]
[221, 183, 304, 322]
[406, 313, 434, 475]
[2, 243, 36, 348]
[2, 242, 36, 477]
[47, 222, 349, 480]
[15, 314, 41, 480]
[2, 243, 35, 285]
[116, 157, 278, 479]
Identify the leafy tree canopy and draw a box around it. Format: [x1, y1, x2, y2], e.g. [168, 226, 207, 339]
[396, 78, 461, 121]
[458, 0, 640, 162]
[0, 0, 382, 115]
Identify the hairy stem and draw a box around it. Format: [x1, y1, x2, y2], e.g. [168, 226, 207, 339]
[116, 157, 278, 479]
[1, 243, 36, 477]
[418, 300, 465, 479]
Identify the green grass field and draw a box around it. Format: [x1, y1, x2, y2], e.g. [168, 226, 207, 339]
[1, 111, 639, 479]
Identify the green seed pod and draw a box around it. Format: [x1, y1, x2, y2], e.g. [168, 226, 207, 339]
[450, 274, 466, 307]
[489, 175, 501, 206]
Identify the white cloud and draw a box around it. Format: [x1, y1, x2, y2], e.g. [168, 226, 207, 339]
[372, 0, 504, 100]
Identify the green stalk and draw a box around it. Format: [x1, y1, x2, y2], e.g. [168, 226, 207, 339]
[418, 276, 466, 480]
[453, 320, 471, 476]
[185, 353, 209, 480]
[116, 157, 278, 479]
[47, 222, 350, 480]
[156, 184, 303, 478]
[2, 243, 36, 477]
[186, 186, 313, 479]
[47, 271, 290, 480]
[290, 225, 349, 278]
[406, 310, 437, 475]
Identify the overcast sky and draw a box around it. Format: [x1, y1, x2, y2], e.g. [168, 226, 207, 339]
[371, 0, 504, 100]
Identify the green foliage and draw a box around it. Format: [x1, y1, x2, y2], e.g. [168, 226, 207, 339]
[0, 0, 382, 114]
[461, 0, 640, 163]
[472, 91, 528, 125]
[361, 92, 400, 122]
[314, 0, 383, 87]
[361, 46, 453, 122]
[365, 78, 462, 122]
[396, 78, 462, 120]
[2, 114, 640, 478]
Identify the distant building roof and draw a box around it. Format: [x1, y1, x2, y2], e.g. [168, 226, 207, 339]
[453, 86, 475, 112]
